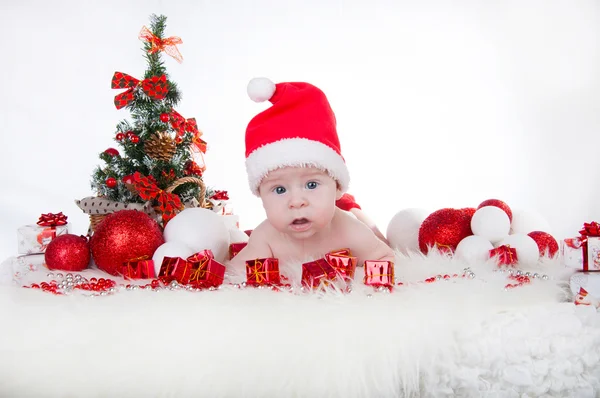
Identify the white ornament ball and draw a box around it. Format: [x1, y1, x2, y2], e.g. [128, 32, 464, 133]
[386, 208, 430, 254]
[152, 241, 196, 276]
[229, 228, 250, 244]
[471, 206, 511, 244]
[510, 209, 552, 235]
[497, 234, 540, 266]
[163, 208, 230, 262]
[455, 235, 494, 264]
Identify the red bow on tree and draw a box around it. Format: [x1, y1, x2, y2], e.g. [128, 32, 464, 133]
[139, 26, 183, 63]
[580, 222, 600, 238]
[210, 190, 229, 201]
[133, 172, 183, 223]
[37, 212, 68, 227]
[111, 72, 169, 109]
[169, 110, 207, 153]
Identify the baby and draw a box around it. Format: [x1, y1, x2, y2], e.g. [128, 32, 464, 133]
[227, 78, 395, 274]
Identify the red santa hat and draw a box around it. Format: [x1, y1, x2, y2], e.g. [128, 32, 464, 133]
[244, 77, 350, 196]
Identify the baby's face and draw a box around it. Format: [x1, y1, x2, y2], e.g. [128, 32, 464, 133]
[258, 167, 340, 239]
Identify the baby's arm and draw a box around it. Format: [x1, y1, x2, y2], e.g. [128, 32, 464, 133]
[226, 221, 274, 276]
[342, 212, 396, 264]
[336, 193, 389, 245]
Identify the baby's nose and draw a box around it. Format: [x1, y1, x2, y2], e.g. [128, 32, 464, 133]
[288, 194, 308, 208]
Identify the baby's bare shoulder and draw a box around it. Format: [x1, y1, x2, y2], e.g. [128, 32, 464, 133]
[252, 219, 277, 238]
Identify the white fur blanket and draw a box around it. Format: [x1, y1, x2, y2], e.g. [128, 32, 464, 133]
[0, 252, 598, 398]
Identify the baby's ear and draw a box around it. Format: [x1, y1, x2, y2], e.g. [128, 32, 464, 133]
[335, 187, 343, 201]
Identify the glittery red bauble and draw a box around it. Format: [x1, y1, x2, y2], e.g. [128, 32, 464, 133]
[104, 148, 119, 157]
[478, 199, 512, 222]
[418, 208, 473, 254]
[105, 177, 117, 188]
[90, 210, 164, 275]
[45, 234, 90, 272]
[159, 113, 170, 122]
[130, 135, 140, 144]
[527, 231, 559, 257]
[116, 132, 125, 141]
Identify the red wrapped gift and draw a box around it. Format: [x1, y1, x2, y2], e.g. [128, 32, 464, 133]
[120, 256, 156, 279]
[489, 245, 518, 267]
[158, 256, 187, 283]
[325, 248, 357, 279]
[172, 250, 225, 288]
[580, 222, 600, 271]
[229, 242, 248, 260]
[246, 258, 280, 285]
[301, 258, 337, 289]
[364, 260, 395, 287]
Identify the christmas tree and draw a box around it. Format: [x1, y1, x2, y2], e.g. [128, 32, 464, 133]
[83, 14, 214, 227]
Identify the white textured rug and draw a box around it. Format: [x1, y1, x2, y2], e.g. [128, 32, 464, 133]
[0, 252, 598, 398]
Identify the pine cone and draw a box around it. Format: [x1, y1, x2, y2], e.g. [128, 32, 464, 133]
[145, 132, 176, 161]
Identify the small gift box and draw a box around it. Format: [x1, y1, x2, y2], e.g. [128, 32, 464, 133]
[364, 260, 395, 287]
[325, 248, 357, 279]
[17, 212, 69, 255]
[120, 256, 155, 279]
[229, 242, 248, 260]
[160, 250, 225, 288]
[579, 222, 600, 271]
[301, 258, 337, 289]
[561, 237, 584, 269]
[570, 272, 600, 309]
[489, 245, 518, 266]
[246, 258, 280, 285]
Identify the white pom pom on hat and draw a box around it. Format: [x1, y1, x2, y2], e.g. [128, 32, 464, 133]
[247, 77, 276, 103]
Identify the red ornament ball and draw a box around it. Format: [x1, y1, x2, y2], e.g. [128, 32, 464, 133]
[104, 147, 119, 157]
[527, 231, 559, 257]
[105, 177, 117, 188]
[45, 234, 90, 272]
[461, 207, 477, 219]
[126, 130, 135, 138]
[130, 134, 140, 144]
[122, 174, 134, 184]
[115, 132, 125, 141]
[90, 210, 164, 275]
[159, 113, 170, 122]
[418, 208, 473, 254]
[478, 199, 512, 222]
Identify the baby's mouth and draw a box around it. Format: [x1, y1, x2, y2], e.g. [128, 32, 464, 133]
[292, 218, 309, 225]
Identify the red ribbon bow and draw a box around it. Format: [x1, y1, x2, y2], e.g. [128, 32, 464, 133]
[580, 222, 600, 238]
[139, 26, 183, 63]
[37, 212, 68, 227]
[169, 110, 207, 153]
[132, 172, 183, 223]
[111, 72, 169, 109]
[210, 190, 229, 201]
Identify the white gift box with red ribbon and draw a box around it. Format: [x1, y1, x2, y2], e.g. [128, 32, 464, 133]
[561, 238, 584, 269]
[570, 272, 600, 309]
[17, 224, 69, 255]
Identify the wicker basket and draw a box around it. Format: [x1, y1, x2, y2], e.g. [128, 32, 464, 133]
[87, 176, 208, 233]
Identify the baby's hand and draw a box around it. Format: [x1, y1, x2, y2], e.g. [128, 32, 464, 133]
[226, 223, 274, 276]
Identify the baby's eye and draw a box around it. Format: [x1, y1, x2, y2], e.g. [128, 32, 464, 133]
[274, 186, 286, 194]
[306, 181, 319, 189]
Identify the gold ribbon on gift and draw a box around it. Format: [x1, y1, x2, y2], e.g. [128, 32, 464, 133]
[248, 259, 266, 284]
[188, 255, 211, 283]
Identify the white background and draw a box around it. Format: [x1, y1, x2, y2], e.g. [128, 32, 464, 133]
[1, 0, 598, 260]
